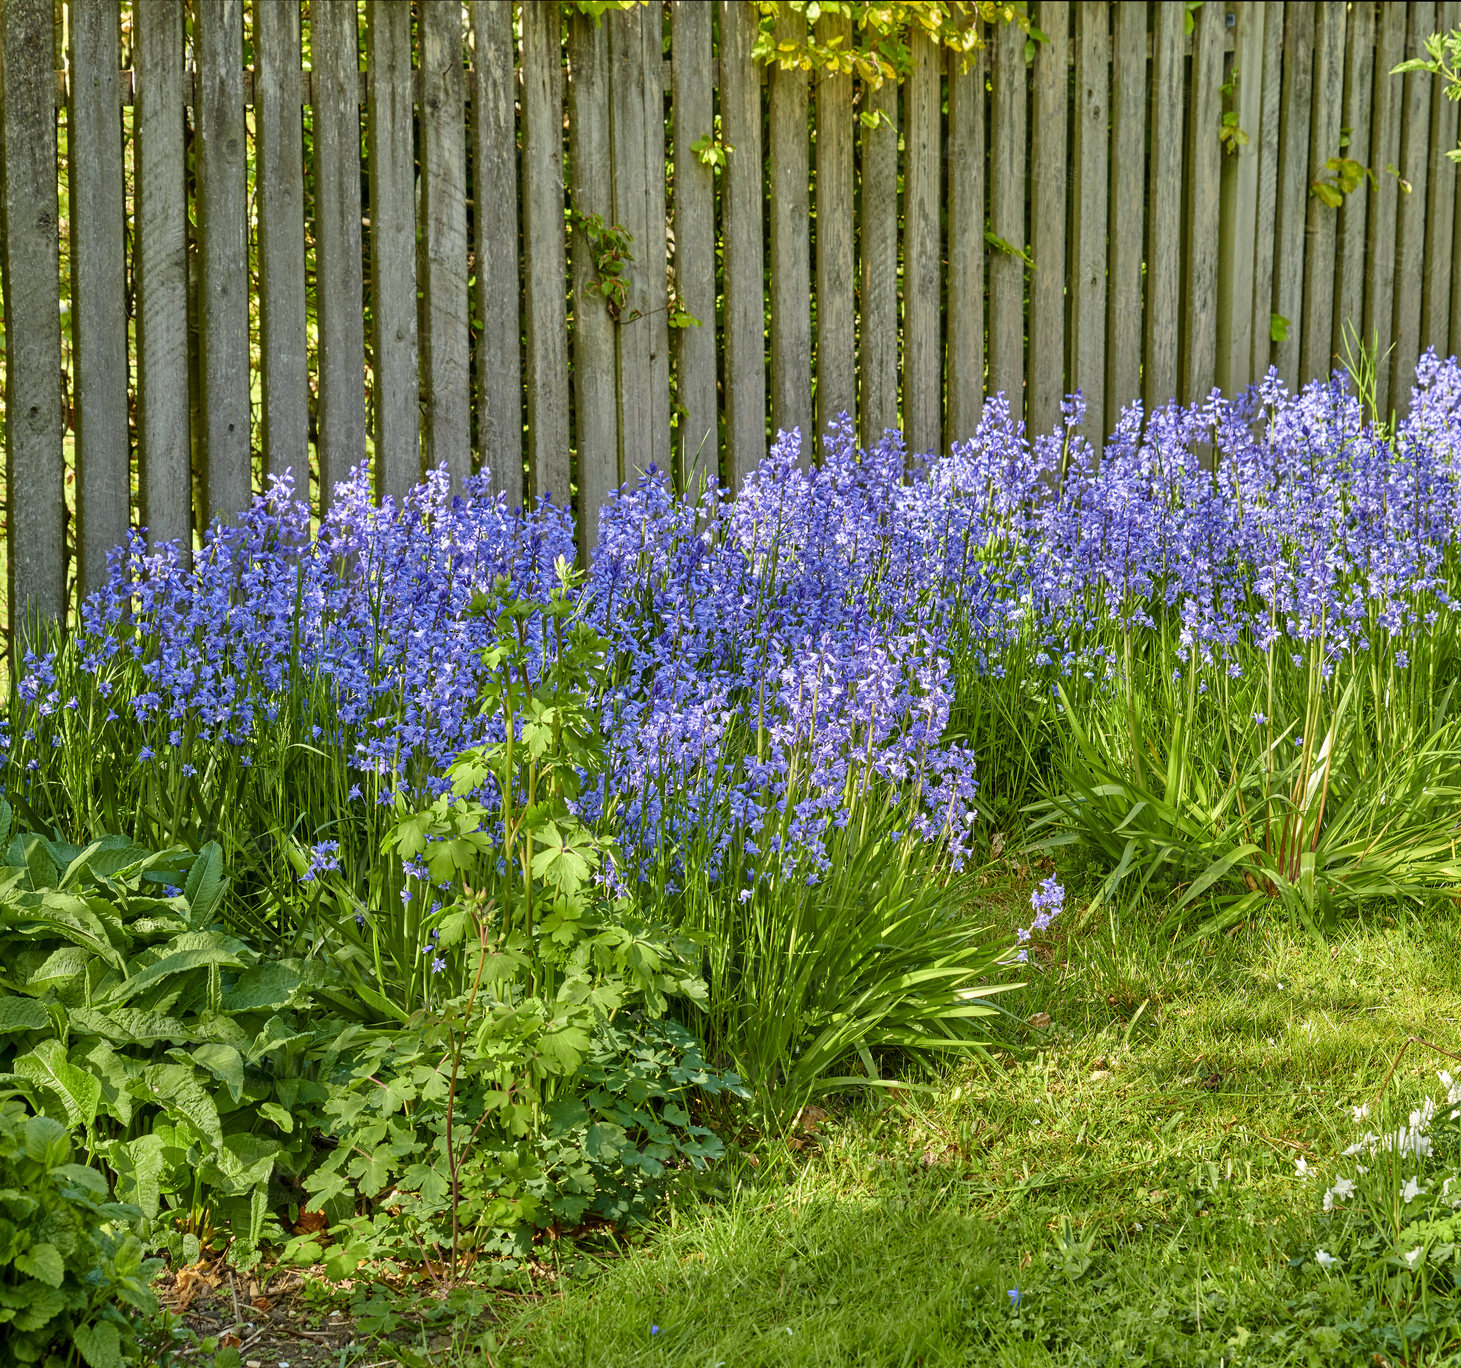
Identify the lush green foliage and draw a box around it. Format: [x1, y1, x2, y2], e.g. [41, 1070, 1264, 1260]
[0, 1102, 159, 1367]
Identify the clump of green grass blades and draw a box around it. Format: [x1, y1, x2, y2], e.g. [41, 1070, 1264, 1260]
[479, 892, 1461, 1367]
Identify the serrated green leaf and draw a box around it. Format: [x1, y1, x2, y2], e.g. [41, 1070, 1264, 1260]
[108, 1133, 167, 1220]
[14, 1242, 64, 1287]
[73, 1320, 124, 1368]
[12, 1040, 101, 1130]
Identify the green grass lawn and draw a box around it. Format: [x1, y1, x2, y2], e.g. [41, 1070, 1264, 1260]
[486, 885, 1461, 1366]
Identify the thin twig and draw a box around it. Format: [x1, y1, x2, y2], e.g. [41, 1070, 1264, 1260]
[1371, 1034, 1461, 1112]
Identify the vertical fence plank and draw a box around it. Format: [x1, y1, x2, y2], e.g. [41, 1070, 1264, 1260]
[858, 78, 899, 444]
[1027, 2, 1065, 443]
[1299, 1, 1345, 384]
[311, 0, 367, 508]
[947, 41, 985, 445]
[720, 0, 766, 482]
[569, 11, 617, 554]
[0, 0, 64, 628]
[903, 30, 942, 456]
[1071, 5, 1108, 450]
[471, 1, 522, 505]
[196, 0, 251, 521]
[1144, 1, 1184, 412]
[1331, 0, 1373, 360]
[988, 20, 1026, 412]
[69, 0, 129, 594]
[1392, 1, 1436, 408]
[672, 0, 719, 490]
[368, 0, 420, 502]
[134, 0, 190, 552]
[814, 11, 855, 447]
[1183, 0, 1223, 404]
[610, 9, 652, 475]
[420, 1, 471, 486]
[769, 9, 812, 450]
[639, 10, 672, 475]
[1107, 1, 1145, 420]
[1250, 0, 1282, 381]
[1365, 2, 1407, 418]
[1217, 1, 1265, 398]
[1422, 2, 1461, 359]
[521, 0, 571, 503]
[256, 0, 309, 490]
[1272, 2, 1314, 390]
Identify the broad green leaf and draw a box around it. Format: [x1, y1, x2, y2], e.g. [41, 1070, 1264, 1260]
[8, 834, 57, 890]
[177, 1043, 245, 1103]
[62, 836, 154, 889]
[72, 1319, 124, 1368]
[101, 936, 249, 1007]
[14, 1242, 64, 1287]
[12, 1039, 102, 1130]
[0, 996, 48, 1033]
[108, 1133, 167, 1219]
[183, 841, 228, 923]
[141, 1063, 223, 1153]
[258, 1101, 294, 1133]
[222, 961, 303, 1012]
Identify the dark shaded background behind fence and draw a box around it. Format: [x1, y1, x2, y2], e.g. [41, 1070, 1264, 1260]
[0, 0, 1458, 643]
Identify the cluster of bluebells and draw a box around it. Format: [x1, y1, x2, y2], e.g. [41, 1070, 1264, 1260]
[1012, 876, 1065, 963]
[7, 357, 1461, 893]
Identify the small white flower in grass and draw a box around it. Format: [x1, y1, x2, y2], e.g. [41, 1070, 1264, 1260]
[1352, 1103, 1370, 1123]
[1403, 1176, 1425, 1203]
[1295, 1157, 1313, 1180]
[1315, 1249, 1340, 1269]
[1405, 1248, 1424, 1269]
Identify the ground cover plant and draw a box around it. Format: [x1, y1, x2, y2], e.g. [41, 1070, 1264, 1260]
[5, 351, 1461, 1361]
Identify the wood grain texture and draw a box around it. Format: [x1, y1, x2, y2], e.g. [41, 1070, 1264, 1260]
[1391, 1, 1435, 411]
[1273, 2, 1315, 390]
[133, 0, 191, 554]
[68, 0, 129, 595]
[420, 0, 471, 487]
[1183, 0, 1223, 404]
[520, 0, 571, 504]
[1217, 1, 1266, 398]
[256, 0, 309, 491]
[470, 1, 522, 506]
[0, 0, 65, 628]
[1299, 1, 1345, 385]
[1071, 4, 1108, 451]
[1422, 2, 1460, 362]
[1365, 2, 1407, 419]
[902, 29, 942, 457]
[719, 0, 766, 484]
[947, 38, 987, 445]
[1250, 0, 1283, 381]
[367, 0, 420, 502]
[988, 20, 1026, 414]
[568, 11, 617, 556]
[196, 0, 251, 521]
[671, 0, 719, 492]
[1144, 1, 1183, 412]
[1107, 1, 1145, 421]
[1332, 0, 1373, 362]
[769, 8, 812, 454]
[637, 9, 672, 478]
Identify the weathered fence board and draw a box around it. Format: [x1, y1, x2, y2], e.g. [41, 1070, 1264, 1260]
[988, 19, 1026, 410]
[0, 0, 65, 626]
[1299, 1, 1345, 384]
[903, 30, 942, 458]
[419, 0, 471, 487]
[1071, 4, 1108, 451]
[68, 0, 128, 595]
[1027, 2, 1065, 448]
[256, 0, 309, 489]
[132, 0, 190, 554]
[520, 0, 570, 505]
[470, 0, 521, 506]
[671, 0, 718, 491]
[768, 9, 812, 451]
[720, 0, 765, 484]
[366, 0, 420, 502]
[947, 39, 986, 447]
[1144, 1, 1183, 415]
[196, 0, 250, 521]
[7, 0, 1461, 643]
[568, 10, 617, 554]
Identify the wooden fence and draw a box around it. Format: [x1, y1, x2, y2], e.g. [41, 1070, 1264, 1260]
[1, 0, 1459, 638]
